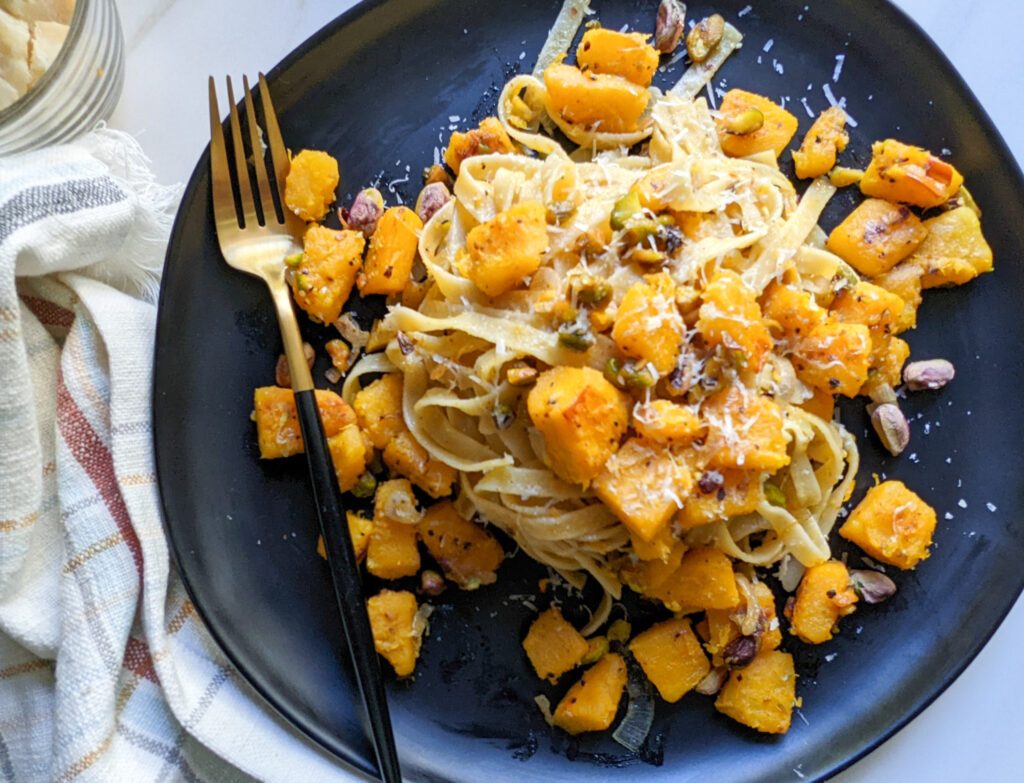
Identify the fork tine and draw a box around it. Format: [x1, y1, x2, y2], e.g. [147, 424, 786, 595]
[208, 77, 237, 231]
[243, 74, 278, 226]
[258, 73, 290, 208]
[226, 76, 258, 227]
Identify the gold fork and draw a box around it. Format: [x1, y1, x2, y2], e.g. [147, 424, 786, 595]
[208, 74, 402, 783]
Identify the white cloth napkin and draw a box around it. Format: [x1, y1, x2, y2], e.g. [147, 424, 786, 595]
[0, 129, 361, 783]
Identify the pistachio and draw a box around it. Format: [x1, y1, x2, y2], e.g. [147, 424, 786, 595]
[415, 181, 452, 223]
[686, 13, 725, 63]
[604, 357, 623, 386]
[621, 362, 657, 389]
[871, 402, 910, 456]
[506, 364, 538, 386]
[610, 191, 641, 231]
[284, 252, 304, 268]
[577, 282, 612, 306]
[903, 358, 955, 391]
[351, 472, 378, 498]
[695, 666, 728, 696]
[607, 619, 632, 643]
[654, 0, 687, 53]
[396, 331, 415, 355]
[763, 481, 787, 508]
[346, 187, 385, 237]
[722, 634, 760, 669]
[849, 569, 898, 604]
[581, 636, 610, 665]
[724, 107, 765, 135]
[419, 569, 446, 596]
[492, 403, 516, 430]
[558, 324, 595, 352]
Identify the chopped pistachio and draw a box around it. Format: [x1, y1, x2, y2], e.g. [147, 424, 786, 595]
[284, 252, 304, 268]
[492, 403, 516, 430]
[724, 107, 765, 135]
[558, 325, 595, 352]
[610, 191, 642, 231]
[763, 481, 787, 507]
[351, 472, 377, 498]
[686, 14, 725, 63]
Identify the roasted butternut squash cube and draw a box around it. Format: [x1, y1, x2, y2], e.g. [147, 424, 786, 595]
[632, 399, 704, 445]
[678, 469, 761, 530]
[839, 480, 937, 569]
[715, 90, 799, 159]
[798, 387, 836, 422]
[522, 606, 589, 684]
[290, 225, 365, 324]
[382, 431, 457, 499]
[253, 386, 356, 459]
[701, 386, 790, 472]
[316, 510, 375, 563]
[862, 335, 910, 399]
[715, 650, 796, 734]
[790, 561, 858, 644]
[284, 149, 339, 222]
[576, 28, 659, 86]
[697, 269, 773, 372]
[527, 366, 630, 486]
[592, 438, 691, 543]
[829, 281, 905, 348]
[860, 139, 964, 209]
[462, 201, 549, 297]
[353, 373, 405, 449]
[909, 206, 993, 288]
[629, 618, 710, 703]
[791, 319, 872, 397]
[761, 282, 827, 346]
[629, 525, 676, 562]
[327, 423, 367, 493]
[826, 198, 929, 277]
[872, 261, 923, 333]
[418, 501, 503, 589]
[552, 653, 627, 734]
[357, 206, 423, 296]
[792, 106, 849, 179]
[620, 540, 688, 599]
[612, 273, 685, 376]
[661, 546, 740, 611]
[543, 63, 650, 134]
[366, 479, 421, 579]
[444, 116, 517, 175]
[367, 589, 424, 677]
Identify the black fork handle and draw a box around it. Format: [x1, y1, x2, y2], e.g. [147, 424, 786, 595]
[294, 389, 402, 783]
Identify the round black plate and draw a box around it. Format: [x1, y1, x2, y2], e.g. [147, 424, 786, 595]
[154, 1, 1024, 781]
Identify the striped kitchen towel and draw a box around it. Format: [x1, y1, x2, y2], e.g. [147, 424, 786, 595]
[0, 129, 361, 783]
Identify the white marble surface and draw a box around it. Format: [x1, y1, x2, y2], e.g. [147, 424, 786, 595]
[109, 1, 1024, 781]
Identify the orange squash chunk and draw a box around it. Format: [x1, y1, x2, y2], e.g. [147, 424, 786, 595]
[576, 28, 659, 86]
[790, 561, 858, 644]
[715, 90, 799, 158]
[630, 618, 710, 703]
[632, 399, 705, 445]
[316, 510, 375, 562]
[761, 281, 828, 346]
[799, 387, 836, 422]
[872, 261, 924, 333]
[826, 198, 929, 278]
[543, 63, 650, 134]
[792, 106, 849, 179]
[444, 116, 517, 175]
[552, 653, 627, 734]
[367, 589, 424, 677]
[522, 606, 589, 684]
[862, 335, 910, 399]
[715, 650, 796, 734]
[830, 281, 905, 346]
[839, 480, 937, 569]
[860, 139, 964, 209]
[284, 149, 339, 222]
[612, 273, 685, 376]
[791, 319, 872, 397]
[629, 525, 676, 562]
[327, 424, 367, 493]
[620, 540, 688, 599]
[701, 386, 790, 472]
[382, 432, 457, 499]
[661, 546, 740, 611]
[290, 225, 365, 324]
[592, 438, 691, 543]
[253, 386, 356, 459]
[697, 269, 773, 372]
[357, 206, 423, 296]
[462, 201, 549, 297]
[418, 501, 503, 589]
[353, 373, 405, 448]
[677, 468, 761, 530]
[909, 206, 993, 288]
[527, 366, 630, 487]
[366, 479, 421, 579]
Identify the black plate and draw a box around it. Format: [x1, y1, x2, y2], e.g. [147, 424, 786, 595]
[154, 1, 1024, 781]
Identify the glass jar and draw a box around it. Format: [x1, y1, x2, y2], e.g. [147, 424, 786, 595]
[0, 0, 124, 155]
